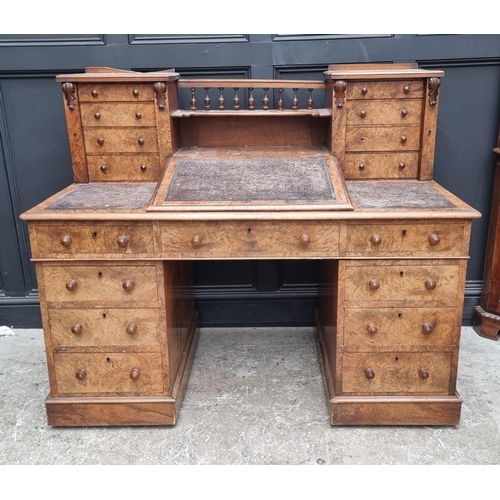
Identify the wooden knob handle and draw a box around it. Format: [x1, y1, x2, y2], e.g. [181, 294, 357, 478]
[71, 323, 83, 335]
[122, 279, 135, 291]
[367, 323, 378, 335]
[403, 86, 410, 94]
[117, 235, 129, 248]
[428, 233, 441, 245]
[425, 278, 436, 291]
[66, 279, 78, 292]
[100, 165, 107, 173]
[400, 135, 407, 143]
[94, 111, 101, 120]
[299, 234, 310, 246]
[130, 368, 140, 380]
[138, 137, 145, 146]
[371, 234, 382, 246]
[191, 235, 202, 247]
[135, 112, 142, 120]
[140, 164, 147, 172]
[97, 137, 104, 146]
[419, 368, 429, 380]
[126, 322, 138, 335]
[133, 89, 139, 97]
[422, 323, 434, 335]
[91, 89, 98, 97]
[359, 163, 365, 170]
[369, 278, 380, 291]
[60, 235, 72, 247]
[401, 109, 408, 117]
[76, 369, 86, 380]
[399, 162, 406, 169]
[361, 87, 368, 95]
[365, 368, 375, 380]
[360, 110, 366, 118]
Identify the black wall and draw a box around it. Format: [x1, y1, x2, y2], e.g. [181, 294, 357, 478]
[1, 34, 499, 327]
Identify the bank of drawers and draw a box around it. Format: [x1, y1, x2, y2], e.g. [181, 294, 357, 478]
[344, 80, 424, 179]
[340, 259, 462, 396]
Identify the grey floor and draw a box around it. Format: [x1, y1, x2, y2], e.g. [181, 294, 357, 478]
[1, 326, 499, 465]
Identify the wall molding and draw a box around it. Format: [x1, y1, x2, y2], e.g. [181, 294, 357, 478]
[0, 35, 106, 47]
[272, 34, 392, 42]
[129, 34, 249, 45]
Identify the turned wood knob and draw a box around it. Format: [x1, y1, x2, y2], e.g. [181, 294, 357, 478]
[117, 235, 129, 248]
[428, 233, 441, 245]
[133, 89, 139, 97]
[66, 279, 78, 292]
[130, 368, 140, 380]
[138, 137, 145, 146]
[422, 323, 434, 335]
[191, 235, 202, 247]
[60, 235, 72, 247]
[299, 234, 310, 246]
[419, 368, 429, 380]
[371, 234, 382, 246]
[97, 137, 105, 146]
[100, 165, 107, 173]
[400, 135, 407, 143]
[425, 278, 436, 291]
[71, 323, 83, 335]
[399, 162, 406, 170]
[126, 322, 138, 335]
[403, 85, 410, 94]
[361, 87, 368, 95]
[91, 89, 98, 97]
[365, 368, 375, 380]
[360, 110, 366, 118]
[359, 163, 365, 170]
[401, 109, 408, 117]
[135, 112, 142, 120]
[140, 164, 147, 172]
[76, 369, 86, 380]
[94, 111, 101, 120]
[367, 323, 378, 335]
[122, 279, 135, 291]
[369, 278, 380, 291]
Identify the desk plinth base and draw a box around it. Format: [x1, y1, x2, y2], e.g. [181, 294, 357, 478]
[45, 313, 200, 426]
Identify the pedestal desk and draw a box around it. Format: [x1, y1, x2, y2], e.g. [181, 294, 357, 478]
[21, 63, 480, 426]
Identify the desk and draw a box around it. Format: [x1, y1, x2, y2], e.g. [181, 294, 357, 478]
[21, 64, 480, 426]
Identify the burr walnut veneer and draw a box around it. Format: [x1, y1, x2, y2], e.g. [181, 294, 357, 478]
[21, 64, 480, 426]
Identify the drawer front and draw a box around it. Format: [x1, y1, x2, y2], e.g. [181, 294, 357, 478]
[84, 127, 158, 154]
[81, 102, 156, 127]
[345, 126, 421, 152]
[160, 221, 340, 257]
[87, 155, 161, 182]
[78, 83, 154, 102]
[342, 352, 452, 394]
[54, 352, 163, 395]
[346, 222, 465, 256]
[48, 308, 161, 347]
[346, 81, 424, 100]
[346, 100, 422, 126]
[42, 265, 158, 303]
[34, 223, 155, 258]
[344, 262, 460, 304]
[343, 307, 458, 349]
[343, 152, 419, 179]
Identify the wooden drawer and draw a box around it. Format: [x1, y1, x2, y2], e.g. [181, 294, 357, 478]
[33, 222, 155, 258]
[42, 264, 159, 303]
[160, 221, 340, 258]
[346, 100, 422, 126]
[84, 127, 158, 154]
[81, 102, 156, 127]
[342, 352, 452, 394]
[48, 308, 161, 347]
[346, 222, 465, 256]
[87, 155, 161, 182]
[346, 81, 424, 100]
[343, 152, 419, 179]
[344, 261, 460, 305]
[343, 307, 458, 349]
[54, 352, 163, 395]
[345, 126, 421, 152]
[78, 83, 154, 102]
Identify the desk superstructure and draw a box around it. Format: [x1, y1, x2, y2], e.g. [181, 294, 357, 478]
[21, 64, 480, 426]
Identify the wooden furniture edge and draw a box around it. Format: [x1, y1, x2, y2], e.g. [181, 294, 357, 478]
[473, 305, 500, 341]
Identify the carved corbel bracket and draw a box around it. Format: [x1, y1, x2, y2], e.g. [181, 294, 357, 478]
[153, 82, 167, 110]
[428, 77, 440, 106]
[333, 80, 347, 108]
[62, 82, 76, 110]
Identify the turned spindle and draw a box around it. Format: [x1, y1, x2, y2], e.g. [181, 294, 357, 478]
[248, 87, 255, 110]
[218, 87, 225, 109]
[190, 87, 197, 110]
[233, 87, 240, 109]
[278, 88, 284, 110]
[263, 88, 269, 110]
[204, 87, 210, 110]
[292, 88, 298, 110]
[307, 88, 313, 109]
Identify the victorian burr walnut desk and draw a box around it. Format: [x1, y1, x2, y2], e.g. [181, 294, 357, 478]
[21, 63, 480, 426]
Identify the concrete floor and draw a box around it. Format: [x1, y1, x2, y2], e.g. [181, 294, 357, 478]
[0, 326, 499, 465]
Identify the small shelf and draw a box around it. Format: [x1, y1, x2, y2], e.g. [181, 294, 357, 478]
[171, 108, 332, 118]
